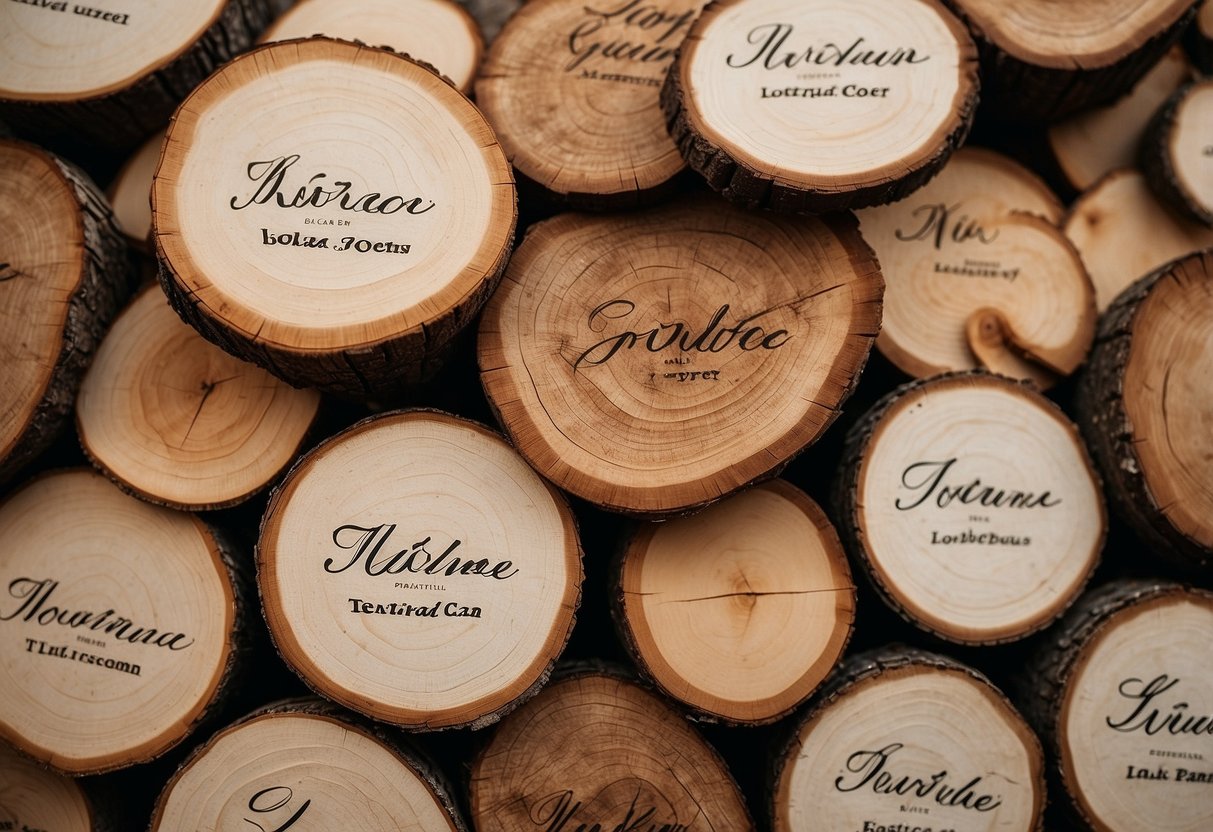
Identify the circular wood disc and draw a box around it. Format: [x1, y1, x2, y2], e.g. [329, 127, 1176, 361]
[837, 373, 1104, 644]
[0, 469, 238, 775]
[1063, 169, 1213, 312]
[77, 285, 322, 511]
[1142, 80, 1213, 226]
[152, 702, 465, 831]
[470, 668, 754, 831]
[258, 410, 582, 730]
[261, 0, 484, 93]
[662, 0, 979, 212]
[108, 129, 165, 251]
[0, 742, 94, 832]
[476, 0, 705, 206]
[616, 480, 854, 724]
[478, 199, 883, 516]
[773, 648, 1045, 832]
[153, 37, 516, 399]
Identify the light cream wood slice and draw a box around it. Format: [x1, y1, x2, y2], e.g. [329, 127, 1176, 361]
[1141, 80, 1213, 226]
[835, 373, 1104, 644]
[0, 469, 241, 775]
[470, 668, 754, 831]
[108, 129, 165, 252]
[479, 198, 883, 516]
[476, 0, 706, 207]
[663, 0, 979, 212]
[77, 285, 321, 511]
[1048, 47, 1193, 193]
[153, 37, 516, 399]
[945, 0, 1195, 121]
[258, 410, 582, 730]
[858, 150, 1090, 388]
[1021, 581, 1213, 832]
[1187, 0, 1213, 73]
[1063, 169, 1213, 312]
[261, 0, 484, 93]
[0, 742, 96, 832]
[0, 140, 128, 484]
[1077, 250, 1213, 572]
[0, 0, 276, 150]
[152, 700, 466, 832]
[773, 647, 1045, 832]
[615, 480, 855, 724]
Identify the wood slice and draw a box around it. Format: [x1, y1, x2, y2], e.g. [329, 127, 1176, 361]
[478, 198, 883, 516]
[833, 372, 1105, 644]
[943, 0, 1195, 122]
[0, 742, 99, 832]
[470, 666, 754, 831]
[857, 149, 1090, 388]
[153, 37, 516, 400]
[76, 285, 322, 511]
[1019, 580, 1213, 832]
[0, 0, 275, 151]
[1063, 168, 1213, 312]
[107, 128, 165, 253]
[772, 646, 1046, 832]
[261, 0, 484, 93]
[152, 698, 467, 831]
[662, 0, 979, 213]
[0, 469, 245, 775]
[1076, 250, 1213, 572]
[614, 480, 855, 724]
[1141, 80, 1213, 226]
[258, 410, 582, 730]
[1047, 47, 1194, 193]
[1187, 0, 1213, 73]
[476, 0, 706, 208]
[0, 140, 129, 485]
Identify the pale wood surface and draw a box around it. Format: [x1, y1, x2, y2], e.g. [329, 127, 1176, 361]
[108, 129, 165, 250]
[0, 742, 93, 832]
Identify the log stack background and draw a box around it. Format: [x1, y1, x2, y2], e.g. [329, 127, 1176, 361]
[2, 0, 1212, 830]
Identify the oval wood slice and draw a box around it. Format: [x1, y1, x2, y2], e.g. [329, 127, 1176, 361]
[1187, 0, 1213, 73]
[258, 410, 582, 730]
[1020, 581, 1213, 832]
[773, 647, 1046, 832]
[1063, 168, 1213, 312]
[0, 742, 98, 832]
[857, 149, 1090, 388]
[944, 0, 1195, 122]
[834, 372, 1104, 644]
[261, 0, 484, 93]
[0, 140, 128, 484]
[614, 480, 855, 724]
[153, 37, 516, 400]
[108, 128, 165, 252]
[470, 667, 754, 831]
[152, 699, 467, 831]
[0, 469, 244, 775]
[477, 0, 706, 207]
[77, 285, 321, 511]
[1141, 80, 1213, 226]
[0, 0, 275, 151]
[1047, 47, 1193, 193]
[662, 0, 979, 213]
[1077, 250, 1213, 572]
[479, 198, 883, 516]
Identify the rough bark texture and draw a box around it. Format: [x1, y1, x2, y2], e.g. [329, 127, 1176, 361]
[1141, 82, 1213, 226]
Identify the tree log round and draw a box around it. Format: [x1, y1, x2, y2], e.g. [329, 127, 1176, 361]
[1019, 580, 1213, 832]
[261, 0, 484, 93]
[0, 0, 276, 151]
[0, 140, 129, 485]
[1062, 168, 1213, 312]
[258, 410, 582, 730]
[108, 128, 165, 253]
[153, 37, 516, 400]
[470, 666, 754, 831]
[151, 698, 467, 831]
[1187, 0, 1213, 74]
[833, 372, 1104, 644]
[1076, 250, 1213, 572]
[77, 284, 322, 511]
[1141, 80, 1213, 227]
[943, 0, 1195, 122]
[662, 0, 979, 213]
[0, 469, 246, 775]
[0, 742, 102, 832]
[479, 198, 883, 516]
[614, 479, 855, 724]
[772, 646, 1046, 832]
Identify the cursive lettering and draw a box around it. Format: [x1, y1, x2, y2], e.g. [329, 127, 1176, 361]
[245, 785, 310, 832]
[1107, 675, 1213, 737]
[894, 202, 999, 250]
[530, 789, 688, 832]
[727, 26, 930, 70]
[835, 743, 1003, 812]
[229, 155, 435, 215]
[324, 524, 519, 580]
[894, 458, 1062, 511]
[567, 0, 697, 72]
